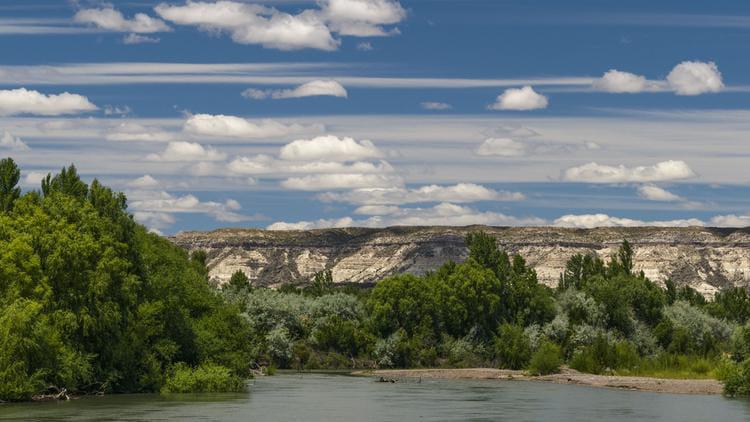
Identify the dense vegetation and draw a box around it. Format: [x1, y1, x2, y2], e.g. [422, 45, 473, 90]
[0, 158, 252, 401]
[3, 157, 750, 400]
[220, 231, 750, 397]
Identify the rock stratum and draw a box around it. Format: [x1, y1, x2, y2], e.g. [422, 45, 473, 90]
[171, 226, 750, 295]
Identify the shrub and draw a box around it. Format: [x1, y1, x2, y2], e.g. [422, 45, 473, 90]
[721, 358, 750, 397]
[570, 337, 638, 374]
[494, 324, 531, 370]
[528, 342, 562, 375]
[161, 363, 246, 394]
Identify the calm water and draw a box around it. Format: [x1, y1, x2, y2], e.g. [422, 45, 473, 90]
[1, 374, 749, 421]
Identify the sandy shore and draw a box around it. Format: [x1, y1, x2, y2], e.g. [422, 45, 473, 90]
[352, 368, 724, 395]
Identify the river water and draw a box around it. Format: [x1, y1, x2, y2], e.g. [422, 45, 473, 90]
[1, 373, 749, 421]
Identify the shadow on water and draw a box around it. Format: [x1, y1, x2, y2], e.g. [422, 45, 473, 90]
[2, 373, 750, 422]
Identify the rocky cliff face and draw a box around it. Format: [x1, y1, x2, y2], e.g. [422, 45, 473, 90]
[170, 226, 750, 296]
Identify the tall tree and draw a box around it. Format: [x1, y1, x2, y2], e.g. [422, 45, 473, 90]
[0, 157, 21, 212]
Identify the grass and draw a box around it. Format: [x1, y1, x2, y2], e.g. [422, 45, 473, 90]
[613, 354, 721, 380]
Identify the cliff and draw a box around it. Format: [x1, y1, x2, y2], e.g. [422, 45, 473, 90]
[170, 226, 750, 295]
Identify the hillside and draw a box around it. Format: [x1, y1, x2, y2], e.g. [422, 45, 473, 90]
[171, 226, 750, 295]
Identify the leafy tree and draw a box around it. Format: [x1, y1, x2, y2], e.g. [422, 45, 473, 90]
[559, 253, 605, 291]
[493, 323, 531, 369]
[308, 269, 334, 296]
[0, 157, 20, 213]
[466, 231, 510, 278]
[41, 165, 88, 199]
[226, 270, 251, 291]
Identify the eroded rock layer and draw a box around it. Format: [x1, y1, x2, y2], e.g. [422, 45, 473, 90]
[170, 226, 750, 295]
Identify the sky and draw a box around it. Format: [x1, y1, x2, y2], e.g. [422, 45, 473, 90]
[1, 0, 750, 234]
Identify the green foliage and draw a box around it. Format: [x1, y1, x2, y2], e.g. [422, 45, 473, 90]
[708, 287, 750, 324]
[528, 342, 562, 375]
[226, 270, 251, 292]
[570, 337, 639, 374]
[0, 162, 255, 400]
[493, 324, 531, 369]
[307, 269, 334, 296]
[161, 363, 246, 394]
[0, 157, 21, 213]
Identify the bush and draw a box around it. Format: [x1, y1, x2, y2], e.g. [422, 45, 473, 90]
[161, 363, 246, 394]
[570, 337, 639, 374]
[494, 324, 531, 370]
[528, 342, 562, 375]
[721, 358, 750, 397]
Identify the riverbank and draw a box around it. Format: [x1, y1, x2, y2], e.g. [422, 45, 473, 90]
[352, 368, 724, 395]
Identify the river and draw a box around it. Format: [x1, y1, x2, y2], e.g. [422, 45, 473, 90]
[1, 373, 749, 421]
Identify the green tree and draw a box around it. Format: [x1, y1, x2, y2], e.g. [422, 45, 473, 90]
[0, 157, 21, 213]
[226, 270, 251, 291]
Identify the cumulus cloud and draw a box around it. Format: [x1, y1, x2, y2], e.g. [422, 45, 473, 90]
[637, 185, 683, 202]
[129, 190, 258, 227]
[592, 69, 649, 93]
[280, 173, 402, 190]
[488, 86, 548, 111]
[146, 141, 226, 162]
[106, 122, 175, 142]
[123, 33, 160, 44]
[155, 1, 340, 51]
[103, 105, 132, 116]
[475, 138, 526, 157]
[0, 131, 30, 151]
[242, 80, 347, 99]
[562, 160, 695, 183]
[228, 155, 393, 176]
[420, 101, 452, 110]
[667, 61, 723, 95]
[127, 175, 161, 189]
[279, 135, 381, 161]
[0, 88, 97, 116]
[320, 0, 406, 36]
[356, 41, 373, 51]
[318, 183, 524, 205]
[554, 214, 704, 228]
[183, 113, 320, 138]
[74, 7, 170, 33]
[710, 214, 750, 227]
[267, 202, 545, 230]
[23, 171, 48, 187]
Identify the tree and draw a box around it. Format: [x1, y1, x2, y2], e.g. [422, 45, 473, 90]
[308, 269, 334, 296]
[0, 157, 20, 212]
[41, 164, 88, 199]
[226, 270, 251, 291]
[466, 231, 510, 278]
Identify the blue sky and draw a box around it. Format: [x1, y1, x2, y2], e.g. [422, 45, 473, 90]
[1, 0, 750, 233]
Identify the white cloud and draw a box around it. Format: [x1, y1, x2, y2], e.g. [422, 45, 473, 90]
[420, 101, 452, 110]
[562, 160, 695, 183]
[279, 135, 381, 161]
[592, 69, 649, 93]
[319, 183, 524, 205]
[22, 171, 48, 187]
[74, 7, 170, 33]
[123, 33, 160, 44]
[489, 86, 548, 111]
[267, 202, 545, 230]
[320, 0, 406, 36]
[475, 138, 526, 157]
[0, 88, 97, 116]
[146, 141, 226, 162]
[106, 122, 175, 142]
[242, 80, 347, 99]
[129, 190, 257, 225]
[667, 61, 723, 95]
[554, 214, 704, 228]
[127, 175, 161, 189]
[356, 41, 373, 51]
[103, 105, 132, 116]
[280, 173, 402, 190]
[0, 131, 30, 151]
[228, 155, 393, 175]
[132, 211, 176, 231]
[183, 113, 320, 138]
[637, 185, 683, 202]
[155, 1, 340, 51]
[710, 214, 750, 227]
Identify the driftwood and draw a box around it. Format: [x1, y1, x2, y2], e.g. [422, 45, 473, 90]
[32, 387, 70, 402]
